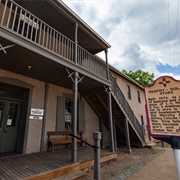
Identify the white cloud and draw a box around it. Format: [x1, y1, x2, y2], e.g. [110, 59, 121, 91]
[62, 0, 180, 80]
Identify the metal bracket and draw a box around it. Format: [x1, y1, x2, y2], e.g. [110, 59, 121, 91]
[78, 76, 84, 84]
[66, 68, 74, 83]
[0, 43, 15, 54]
[66, 68, 84, 84]
[104, 85, 109, 94]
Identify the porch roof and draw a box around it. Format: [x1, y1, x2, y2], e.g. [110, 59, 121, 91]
[15, 0, 111, 54]
[0, 35, 110, 92]
[0, 0, 111, 91]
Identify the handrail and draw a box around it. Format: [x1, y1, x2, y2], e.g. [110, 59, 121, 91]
[0, 0, 107, 80]
[109, 73, 145, 141]
[68, 133, 99, 150]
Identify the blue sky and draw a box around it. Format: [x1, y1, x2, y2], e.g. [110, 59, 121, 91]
[157, 64, 180, 75]
[62, 0, 180, 80]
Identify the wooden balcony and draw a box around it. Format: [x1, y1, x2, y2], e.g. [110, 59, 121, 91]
[0, 0, 110, 91]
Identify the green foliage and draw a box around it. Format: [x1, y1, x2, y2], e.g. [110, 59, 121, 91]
[122, 69, 154, 86]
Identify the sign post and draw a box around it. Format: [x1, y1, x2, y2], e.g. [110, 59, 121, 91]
[144, 76, 180, 179]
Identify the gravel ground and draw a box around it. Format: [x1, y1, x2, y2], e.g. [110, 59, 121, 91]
[86, 146, 164, 180]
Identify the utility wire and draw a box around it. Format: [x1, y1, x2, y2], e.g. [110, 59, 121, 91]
[168, 0, 171, 62]
[173, 0, 180, 63]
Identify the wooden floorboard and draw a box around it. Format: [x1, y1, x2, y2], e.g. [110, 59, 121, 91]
[0, 147, 115, 180]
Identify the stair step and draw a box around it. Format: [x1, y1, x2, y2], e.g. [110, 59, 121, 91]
[52, 170, 87, 180]
[145, 140, 162, 148]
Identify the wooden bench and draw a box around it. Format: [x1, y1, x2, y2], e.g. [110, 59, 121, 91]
[47, 131, 87, 152]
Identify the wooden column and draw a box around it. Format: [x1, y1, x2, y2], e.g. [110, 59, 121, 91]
[105, 49, 115, 152]
[71, 23, 78, 162]
[124, 117, 132, 153]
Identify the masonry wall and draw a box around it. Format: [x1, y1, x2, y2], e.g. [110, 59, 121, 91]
[0, 69, 109, 153]
[0, 69, 45, 153]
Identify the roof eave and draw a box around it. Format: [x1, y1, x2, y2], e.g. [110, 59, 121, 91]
[51, 0, 111, 49]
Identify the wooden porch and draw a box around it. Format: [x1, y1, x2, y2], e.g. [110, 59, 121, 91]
[0, 147, 117, 180]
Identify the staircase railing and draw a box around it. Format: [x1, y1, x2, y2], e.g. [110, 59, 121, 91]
[109, 73, 145, 142]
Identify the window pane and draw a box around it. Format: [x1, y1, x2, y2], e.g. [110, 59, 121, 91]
[7, 102, 19, 127]
[127, 85, 131, 99]
[65, 99, 73, 130]
[0, 86, 24, 100]
[137, 91, 141, 103]
[0, 101, 5, 128]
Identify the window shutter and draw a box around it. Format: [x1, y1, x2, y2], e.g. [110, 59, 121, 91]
[56, 96, 65, 131]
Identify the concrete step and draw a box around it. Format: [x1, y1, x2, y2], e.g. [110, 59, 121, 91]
[52, 170, 87, 180]
[145, 139, 162, 148]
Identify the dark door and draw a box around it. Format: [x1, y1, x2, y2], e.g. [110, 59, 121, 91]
[0, 100, 21, 153]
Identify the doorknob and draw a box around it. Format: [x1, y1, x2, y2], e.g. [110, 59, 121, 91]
[3, 129, 7, 133]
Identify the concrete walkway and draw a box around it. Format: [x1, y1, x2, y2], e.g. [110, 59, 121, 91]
[127, 147, 178, 180]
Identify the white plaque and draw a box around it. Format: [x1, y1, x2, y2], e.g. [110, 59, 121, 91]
[31, 108, 44, 116]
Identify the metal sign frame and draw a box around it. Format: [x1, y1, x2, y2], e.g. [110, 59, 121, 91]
[144, 76, 180, 139]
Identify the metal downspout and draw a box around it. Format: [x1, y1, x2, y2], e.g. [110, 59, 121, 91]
[40, 82, 49, 152]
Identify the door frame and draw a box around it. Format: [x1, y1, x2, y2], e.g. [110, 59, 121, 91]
[0, 100, 22, 153]
[0, 77, 33, 154]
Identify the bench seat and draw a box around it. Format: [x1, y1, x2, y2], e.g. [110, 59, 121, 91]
[47, 131, 87, 152]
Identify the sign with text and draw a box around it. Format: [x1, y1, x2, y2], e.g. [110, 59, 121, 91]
[30, 108, 44, 116]
[30, 108, 44, 120]
[144, 76, 180, 138]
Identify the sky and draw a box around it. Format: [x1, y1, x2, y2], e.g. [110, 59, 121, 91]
[62, 0, 180, 80]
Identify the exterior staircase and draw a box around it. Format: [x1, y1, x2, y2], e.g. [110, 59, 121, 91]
[83, 72, 146, 147]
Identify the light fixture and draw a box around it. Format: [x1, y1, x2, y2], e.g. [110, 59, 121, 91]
[28, 65, 32, 71]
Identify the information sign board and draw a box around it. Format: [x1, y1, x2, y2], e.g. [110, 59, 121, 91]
[30, 108, 44, 116]
[30, 108, 44, 120]
[144, 76, 180, 138]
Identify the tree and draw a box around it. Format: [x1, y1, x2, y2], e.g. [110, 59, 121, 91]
[122, 69, 154, 86]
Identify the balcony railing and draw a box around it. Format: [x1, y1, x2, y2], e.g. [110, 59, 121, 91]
[0, 0, 107, 79]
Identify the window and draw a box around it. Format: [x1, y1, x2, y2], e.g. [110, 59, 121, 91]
[137, 90, 141, 103]
[56, 95, 85, 131]
[65, 99, 73, 130]
[127, 85, 131, 99]
[141, 115, 144, 125]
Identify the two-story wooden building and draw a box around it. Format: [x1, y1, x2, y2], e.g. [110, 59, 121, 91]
[0, 0, 147, 161]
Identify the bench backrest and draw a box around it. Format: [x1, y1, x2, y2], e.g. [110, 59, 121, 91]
[47, 131, 84, 140]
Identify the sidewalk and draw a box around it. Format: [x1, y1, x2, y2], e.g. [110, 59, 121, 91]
[127, 147, 178, 180]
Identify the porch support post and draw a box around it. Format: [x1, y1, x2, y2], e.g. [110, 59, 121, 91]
[113, 118, 117, 150]
[105, 49, 109, 80]
[71, 71, 78, 162]
[71, 23, 78, 162]
[105, 49, 115, 152]
[108, 87, 115, 152]
[124, 117, 132, 153]
[99, 118, 104, 148]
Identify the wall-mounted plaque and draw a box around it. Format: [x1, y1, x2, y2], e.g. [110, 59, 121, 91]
[30, 108, 44, 116]
[29, 116, 43, 120]
[144, 76, 180, 138]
